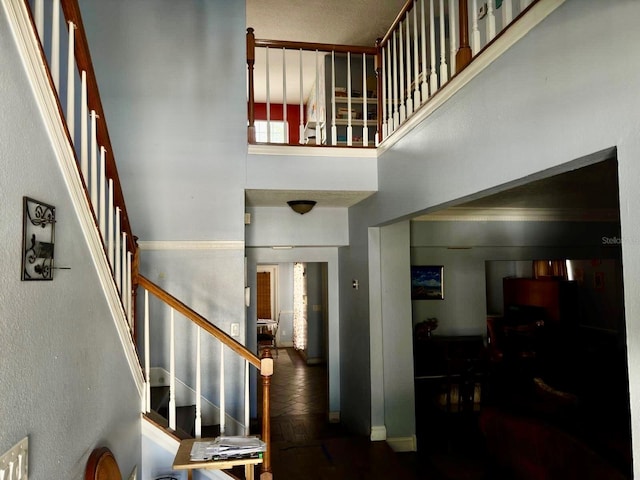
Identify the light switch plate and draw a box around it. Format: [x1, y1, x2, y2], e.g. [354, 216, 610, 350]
[0, 436, 28, 480]
[231, 323, 240, 337]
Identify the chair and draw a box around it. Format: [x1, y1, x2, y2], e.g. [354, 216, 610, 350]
[257, 312, 280, 357]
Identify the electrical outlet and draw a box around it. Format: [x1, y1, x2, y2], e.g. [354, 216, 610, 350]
[231, 323, 240, 337]
[0, 436, 28, 480]
[479, 3, 488, 19]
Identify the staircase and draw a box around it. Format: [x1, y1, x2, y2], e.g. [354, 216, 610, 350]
[8, 0, 274, 478]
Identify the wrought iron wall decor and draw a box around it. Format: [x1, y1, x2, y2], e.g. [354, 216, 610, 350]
[22, 197, 56, 280]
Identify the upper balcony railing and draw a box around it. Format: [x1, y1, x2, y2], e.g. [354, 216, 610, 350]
[247, 0, 537, 148]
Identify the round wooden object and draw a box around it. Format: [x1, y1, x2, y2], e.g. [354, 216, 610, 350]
[85, 447, 122, 480]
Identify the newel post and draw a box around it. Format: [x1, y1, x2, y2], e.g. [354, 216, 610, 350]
[247, 28, 256, 144]
[260, 348, 273, 480]
[375, 38, 383, 145]
[456, 0, 472, 73]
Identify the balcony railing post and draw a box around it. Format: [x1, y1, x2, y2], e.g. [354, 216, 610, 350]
[247, 28, 256, 144]
[456, 0, 472, 73]
[260, 348, 274, 480]
[375, 38, 383, 145]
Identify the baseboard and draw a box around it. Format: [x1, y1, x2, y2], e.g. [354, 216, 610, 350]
[370, 425, 387, 441]
[386, 435, 417, 452]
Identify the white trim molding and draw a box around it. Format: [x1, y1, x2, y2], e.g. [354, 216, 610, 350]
[4, 0, 144, 395]
[370, 425, 387, 442]
[249, 144, 377, 158]
[138, 240, 245, 251]
[386, 435, 417, 452]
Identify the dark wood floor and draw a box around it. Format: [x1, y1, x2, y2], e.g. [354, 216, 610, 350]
[259, 348, 488, 480]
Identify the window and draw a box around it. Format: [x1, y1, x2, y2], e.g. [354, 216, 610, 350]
[255, 120, 288, 143]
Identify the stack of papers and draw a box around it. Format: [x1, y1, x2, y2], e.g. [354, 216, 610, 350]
[190, 436, 266, 461]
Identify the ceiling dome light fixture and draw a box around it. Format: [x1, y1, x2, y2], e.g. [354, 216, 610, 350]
[287, 200, 316, 215]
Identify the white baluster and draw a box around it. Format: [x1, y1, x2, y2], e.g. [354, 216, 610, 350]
[398, 20, 406, 123]
[121, 232, 127, 305]
[429, 0, 438, 93]
[144, 290, 151, 412]
[439, 0, 448, 84]
[502, 0, 513, 25]
[392, 31, 399, 129]
[346, 52, 353, 146]
[420, 0, 429, 99]
[405, 16, 412, 116]
[331, 51, 337, 146]
[35, 0, 44, 40]
[107, 179, 114, 267]
[381, 46, 388, 139]
[487, 0, 496, 41]
[169, 309, 176, 431]
[90, 111, 98, 213]
[413, 3, 421, 107]
[99, 147, 106, 240]
[362, 53, 368, 146]
[219, 346, 226, 435]
[126, 251, 132, 326]
[115, 208, 121, 292]
[386, 42, 394, 132]
[51, 0, 60, 91]
[244, 360, 250, 436]
[449, 0, 458, 75]
[265, 47, 271, 143]
[282, 48, 288, 144]
[66, 21, 75, 142]
[472, 0, 481, 55]
[195, 328, 202, 438]
[81, 71, 88, 181]
[315, 50, 322, 144]
[299, 49, 305, 144]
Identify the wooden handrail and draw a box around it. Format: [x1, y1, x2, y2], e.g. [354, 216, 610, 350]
[59, 0, 135, 254]
[254, 38, 377, 56]
[138, 275, 261, 370]
[380, 0, 414, 45]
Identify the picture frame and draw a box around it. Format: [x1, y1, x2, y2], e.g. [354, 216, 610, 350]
[411, 265, 444, 300]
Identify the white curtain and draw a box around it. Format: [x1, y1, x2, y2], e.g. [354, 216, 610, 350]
[293, 262, 308, 350]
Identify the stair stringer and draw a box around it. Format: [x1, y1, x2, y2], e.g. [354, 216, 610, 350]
[151, 367, 245, 435]
[142, 416, 231, 479]
[3, 0, 144, 397]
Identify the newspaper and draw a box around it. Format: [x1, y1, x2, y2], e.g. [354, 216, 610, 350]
[190, 436, 266, 461]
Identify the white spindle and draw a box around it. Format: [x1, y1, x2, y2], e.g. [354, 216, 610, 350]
[121, 232, 127, 305]
[392, 31, 399, 129]
[438, 0, 448, 84]
[99, 147, 106, 239]
[315, 50, 322, 144]
[429, 0, 438, 93]
[398, 20, 406, 123]
[413, 3, 421, 107]
[405, 16, 413, 116]
[265, 47, 271, 143]
[449, 0, 457, 74]
[80, 71, 88, 180]
[244, 360, 250, 436]
[219, 346, 226, 434]
[35, 0, 44, 40]
[502, 0, 513, 25]
[331, 51, 337, 146]
[66, 22, 75, 142]
[386, 42, 394, 132]
[487, 0, 496, 41]
[144, 290, 151, 412]
[346, 52, 353, 146]
[126, 251, 132, 325]
[51, 0, 60, 91]
[362, 53, 368, 146]
[115, 208, 121, 292]
[107, 179, 114, 267]
[169, 309, 176, 431]
[195, 328, 202, 438]
[381, 46, 388, 139]
[420, 0, 429, 99]
[282, 48, 288, 144]
[299, 49, 304, 144]
[90, 111, 98, 212]
[472, 0, 481, 55]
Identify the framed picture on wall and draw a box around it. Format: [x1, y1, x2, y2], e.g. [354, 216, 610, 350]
[411, 265, 444, 300]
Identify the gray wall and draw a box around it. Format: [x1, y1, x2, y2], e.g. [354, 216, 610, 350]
[0, 9, 140, 478]
[341, 2, 640, 466]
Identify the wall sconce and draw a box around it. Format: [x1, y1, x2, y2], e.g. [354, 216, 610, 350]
[287, 200, 316, 215]
[22, 197, 55, 280]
